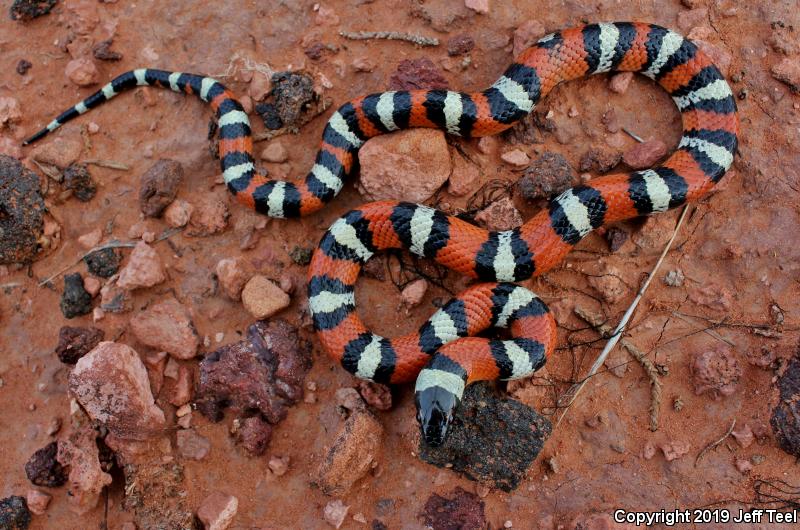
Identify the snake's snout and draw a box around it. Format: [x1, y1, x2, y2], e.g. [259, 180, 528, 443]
[415, 386, 459, 447]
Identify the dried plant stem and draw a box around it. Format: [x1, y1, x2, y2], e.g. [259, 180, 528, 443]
[574, 306, 663, 431]
[695, 419, 736, 466]
[339, 30, 439, 47]
[555, 204, 691, 429]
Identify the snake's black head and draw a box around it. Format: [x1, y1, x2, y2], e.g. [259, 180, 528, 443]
[415, 386, 459, 447]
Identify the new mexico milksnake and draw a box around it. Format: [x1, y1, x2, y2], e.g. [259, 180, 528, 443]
[26, 22, 738, 446]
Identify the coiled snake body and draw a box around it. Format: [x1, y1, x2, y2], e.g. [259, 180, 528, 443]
[27, 22, 738, 446]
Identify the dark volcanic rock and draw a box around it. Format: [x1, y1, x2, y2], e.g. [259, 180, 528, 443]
[0, 496, 30, 529]
[389, 58, 449, 91]
[24, 441, 68, 487]
[139, 159, 183, 217]
[55, 326, 104, 364]
[197, 319, 312, 423]
[63, 164, 96, 202]
[83, 247, 121, 278]
[418, 382, 551, 492]
[772, 356, 800, 458]
[0, 155, 45, 264]
[60, 273, 93, 319]
[271, 71, 315, 126]
[517, 151, 576, 201]
[9, 0, 56, 21]
[419, 487, 486, 530]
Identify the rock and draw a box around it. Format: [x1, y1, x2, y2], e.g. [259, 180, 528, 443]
[215, 257, 252, 300]
[335, 387, 367, 413]
[588, 264, 627, 304]
[55, 326, 104, 364]
[420, 488, 486, 530]
[517, 151, 576, 200]
[401, 278, 428, 309]
[735, 458, 752, 473]
[163, 199, 194, 228]
[316, 411, 384, 496]
[476, 136, 497, 155]
[84, 247, 121, 278]
[25, 490, 50, 516]
[688, 284, 732, 312]
[93, 39, 122, 61]
[169, 365, 193, 406]
[69, 341, 166, 440]
[447, 34, 475, 56]
[732, 424, 754, 449]
[0, 496, 30, 529]
[241, 275, 291, 319]
[419, 382, 551, 491]
[138, 159, 183, 217]
[605, 226, 628, 252]
[289, 246, 313, 265]
[323, 500, 349, 529]
[609, 72, 633, 94]
[16, 59, 32, 75]
[176, 429, 210, 460]
[772, 58, 800, 93]
[0, 136, 22, 159]
[474, 196, 524, 232]
[358, 129, 450, 202]
[266, 456, 289, 477]
[130, 298, 199, 359]
[0, 155, 45, 264]
[60, 273, 93, 318]
[623, 140, 667, 169]
[500, 149, 529, 168]
[513, 20, 545, 57]
[692, 345, 741, 398]
[83, 276, 101, 297]
[448, 151, 480, 196]
[197, 320, 312, 423]
[356, 380, 393, 411]
[56, 412, 112, 514]
[768, 25, 799, 55]
[0, 97, 22, 127]
[771, 356, 800, 458]
[65, 58, 99, 86]
[233, 416, 273, 456]
[352, 57, 376, 72]
[664, 269, 685, 287]
[643, 442, 656, 460]
[186, 198, 229, 237]
[676, 8, 708, 32]
[315, 4, 339, 26]
[579, 148, 622, 174]
[197, 491, 238, 530]
[117, 241, 166, 290]
[77, 228, 102, 249]
[63, 163, 96, 202]
[388, 58, 449, 91]
[260, 141, 288, 163]
[31, 137, 82, 169]
[9, 0, 56, 20]
[271, 71, 315, 126]
[464, 0, 489, 14]
[24, 442, 68, 487]
[660, 440, 690, 461]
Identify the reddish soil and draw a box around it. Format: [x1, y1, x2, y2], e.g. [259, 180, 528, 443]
[1, 0, 799, 529]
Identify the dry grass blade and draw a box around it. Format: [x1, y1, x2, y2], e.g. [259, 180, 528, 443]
[554, 204, 691, 429]
[695, 419, 736, 466]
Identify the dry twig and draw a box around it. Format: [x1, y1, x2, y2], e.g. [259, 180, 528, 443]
[574, 306, 663, 431]
[339, 30, 439, 47]
[695, 419, 736, 466]
[84, 159, 131, 171]
[555, 205, 691, 429]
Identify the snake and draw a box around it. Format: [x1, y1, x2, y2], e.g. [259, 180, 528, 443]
[25, 22, 738, 447]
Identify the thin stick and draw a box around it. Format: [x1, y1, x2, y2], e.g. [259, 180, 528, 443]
[695, 419, 736, 466]
[622, 127, 645, 143]
[84, 159, 131, 171]
[670, 311, 736, 346]
[37, 228, 181, 287]
[555, 205, 691, 428]
[339, 30, 439, 47]
[574, 306, 663, 431]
